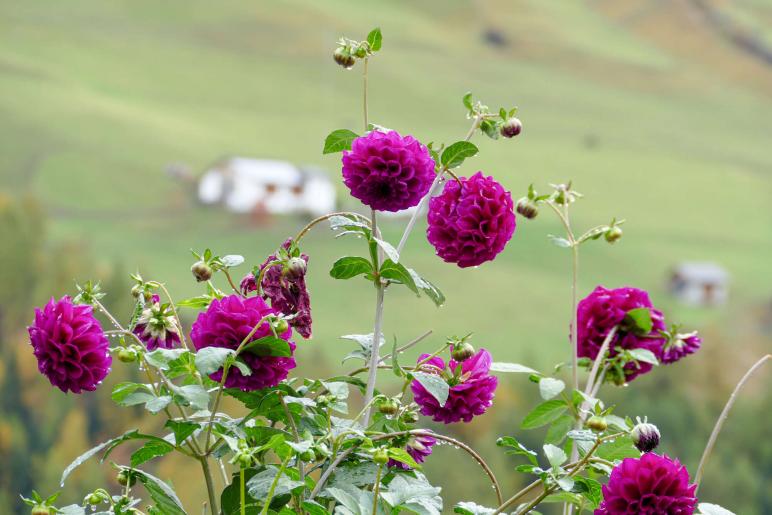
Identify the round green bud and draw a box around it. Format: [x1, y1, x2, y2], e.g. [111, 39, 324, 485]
[378, 399, 399, 416]
[402, 410, 420, 424]
[117, 348, 137, 363]
[451, 342, 475, 362]
[131, 284, 142, 299]
[373, 449, 389, 465]
[117, 469, 136, 487]
[272, 318, 290, 334]
[353, 44, 368, 58]
[586, 416, 608, 432]
[605, 226, 623, 244]
[299, 449, 315, 462]
[237, 453, 253, 468]
[86, 493, 102, 506]
[191, 261, 213, 282]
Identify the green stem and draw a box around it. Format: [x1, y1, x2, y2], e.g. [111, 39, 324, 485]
[158, 283, 190, 351]
[363, 57, 369, 130]
[260, 457, 290, 515]
[694, 354, 770, 490]
[240, 467, 246, 515]
[200, 456, 218, 515]
[371, 464, 383, 515]
[293, 211, 372, 244]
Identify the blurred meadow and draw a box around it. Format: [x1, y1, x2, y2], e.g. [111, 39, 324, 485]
[0, 0, 770, 513]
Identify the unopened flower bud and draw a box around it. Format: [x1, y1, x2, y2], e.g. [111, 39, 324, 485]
[272, 317, 289, 334]
[373, 448, 389, 465]
[378, 399, 399, 416]
[299, 449, 315, 462]
[31, 507, 50, 515]
[631, 422, 660, 453]
[451, 342, 475, 362]
[605, 226, 623, 244]
[86, 493, 102, 506]
[131, 285, 142, 299]
[117, 469, 136, 487]
[516, 197, 538, 219]
[285, 257, 307, 279]
[586, 416, 608, 432]
[191, 261, 212, 282]
[117, 348, 137, 363]
[333, 47, 355, 69]
[353, 43, 368, 59]
[500, 117, 522, 138]
[237, 453, 252, 468]
[402, 410, 419, 424]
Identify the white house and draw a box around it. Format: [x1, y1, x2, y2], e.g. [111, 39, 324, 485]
[197, 157, 336, 218]
[668, 262, 729, 306]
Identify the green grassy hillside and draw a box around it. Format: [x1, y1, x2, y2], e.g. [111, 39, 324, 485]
[0, 0, 770, 512]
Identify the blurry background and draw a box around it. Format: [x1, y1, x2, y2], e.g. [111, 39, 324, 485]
[1, 0, 770, 513]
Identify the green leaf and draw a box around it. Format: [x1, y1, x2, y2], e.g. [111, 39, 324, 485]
[373, 237, 399, 262]
[548, 235, 572, 248]
[496, 436, 538, 465]
[479, 119, 499, 139]
[381, 474, 442, 514]
[412, 372, 449, 407]
[462, 92, 473, 111]
[165, 420, 200, 446]
[490, 362, 538, 374]
[195, 347, 237, 375]
[697, 503, 737, 515]
[302, 500, 331, 515]
[521, 400, 568, 429]
[329, 256, 373, 280]
[543, 444, 567, 468]
[144, 348, 188, 370]
[622, 307, 653, 335]
[169, 384, 210, 411]
[628, 348, 659, 366]
[595, 435, 640, 461]
[132, 468, 187, 515]
[246, 466, 304, 500]
[131, 440, 174, 467]
[241, 335, 292, 357]
[454, 501, 495, 514]
[407, 268, 446, 307]
[538, 377, 565, 400]
[61, 430, 136, 485]
[112, 382, 155, 407]
[323, 129, 359, 154]
[366, 27, 383, 51]
[220, 254, 244, 268]
[176, 295, 213, 309]
[545, 415, 574, 445]
[573, 477, 602, 509]
[145, 395, 172, 414]
[386, 447, 421, 469]
[379, 259, 418, 294]
[440, 141, 479, 169]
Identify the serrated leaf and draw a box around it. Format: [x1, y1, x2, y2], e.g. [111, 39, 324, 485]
[387, 447, 421, 469]
[595, 435, 640, 461]
[441, 141, 479, 169]
[61, 430, 139, 485]
[240, 335, 292, 357]
[454, 501, 495, 514]
[698, 503, 736, 515]
[176, 295, 213, 309]
[412, 372, 449, 407]
[539, 377, 566, 400]
[545, 415, 574, 445]
[330, 256, 373, 280]
[521, 400, 568, 429]
[496, 436, 538, 465]
[246, 466, 304, 499]
[574, 476, 602, 509]
[323, 129, 359, 154]
[131, 440, 174, 467]
[490, 362, 538, 374]
[373, 237, 399, 262]
[628, 348, 659, 366]
[543, 444, 567, 468]
[133, 469, 187, 515]
[195, 347, 236, 375]
[406, 268, 445, 307]
[165, 420, 200, 446]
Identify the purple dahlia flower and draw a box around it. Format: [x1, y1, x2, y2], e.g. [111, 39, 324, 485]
[427, 172, 516, 268]
[596, 453, 697, 515]
[576, 286, 666, 382]
[342, 130, 436, 212]
[661, 331, 701, 364]
[247, 239, 312, 339]
[411, 348, 498, 423]
[28, 296, 112, 394]
[388, 434, 437, 470]
[133, 295, 181, 350]
[190, 294, 296, 391]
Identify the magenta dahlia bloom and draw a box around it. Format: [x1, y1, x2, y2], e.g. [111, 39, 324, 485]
[254, 239, 312, 339]
[411, 348, 498, 423]
[133, 295, 181, 350]
[661, 331, 701, 364]
[28, 296, 111, 394]
[190, 294, 296, 391]
[426, 172, 516, 268]
[342, 130, 436, 212]
[576, 286, 666, 382]
[596, 453, 697, 515]
[388, 434, 437, 470]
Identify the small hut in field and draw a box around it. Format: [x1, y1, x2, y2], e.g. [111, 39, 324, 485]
[668, 262, 729, 306]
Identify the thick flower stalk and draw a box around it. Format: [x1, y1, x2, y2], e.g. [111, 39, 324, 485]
[595, 453, 698, 515]
[576, 285, 666, 382]
[427, 172, 516, 268]
[342, 130, 436, 212]
[132, 295, 181, 350]
[412, 348, 498, 423]
[190, 294, 296, 390]
[28, 296, 112, 394]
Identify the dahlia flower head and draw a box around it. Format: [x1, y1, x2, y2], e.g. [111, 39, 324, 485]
[28, 296, 112, 394]
[387, 434, 437, 470]
[341, 130, 436, 212]
[661, 330, 701, 364]
[242, 239, 312, 339]
[595, 453, 697, 515]
[427, 172, 516, 268]
[190, 294, 296, 391]
[576, 286, 666, 382]
[411, 348, 498, 423]
[133, 294, 181, 350]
